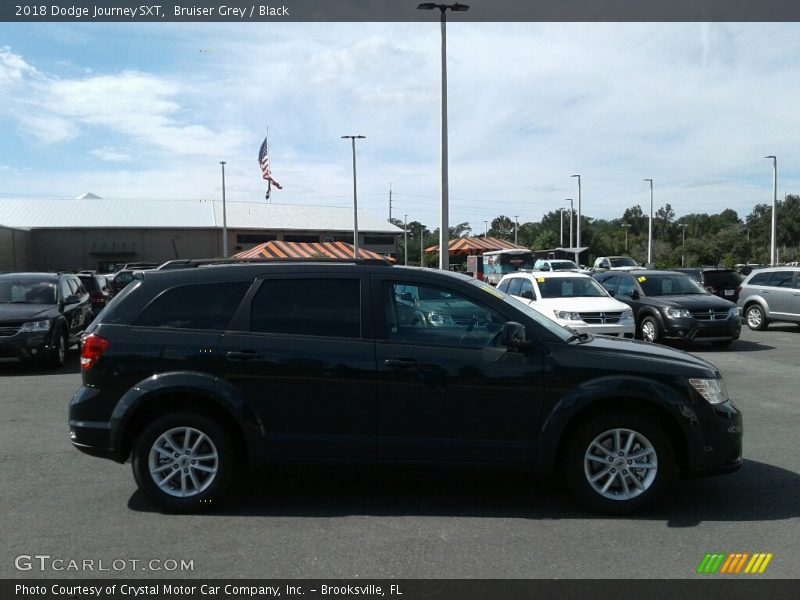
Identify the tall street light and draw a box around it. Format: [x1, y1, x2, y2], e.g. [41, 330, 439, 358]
[219, 161, 227, 258]
[484, 220, 489, 237]
[643, 178, 654, 265]
[514, 215, 519, 245]
[419, 224, 427, 267]
[571, 174, 581, 250]
[765, 155, 777, 266]
[560, 208, 566, 246]
[621, 223, 631, 252]
[678, 223, 688, 267]
[566, 198, 574, 249]
[404, 213, 409, 266]
[342, 135, 366, 259]
[418, 2, 470, 271]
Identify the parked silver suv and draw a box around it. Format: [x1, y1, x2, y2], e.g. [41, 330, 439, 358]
[737, 267, 800, 330]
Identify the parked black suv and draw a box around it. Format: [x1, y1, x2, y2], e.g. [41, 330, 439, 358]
[0, 272, 92, 366]
[670, 267, 744, 303]
[69, 262, 742, 514]
[593, 270, 741, 346]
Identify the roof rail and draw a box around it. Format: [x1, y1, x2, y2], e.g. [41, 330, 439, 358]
[158, 257, 394, 270]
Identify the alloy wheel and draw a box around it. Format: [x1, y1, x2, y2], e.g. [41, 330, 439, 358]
[583, 428, 658, 501]
[148, 427, 219, 498]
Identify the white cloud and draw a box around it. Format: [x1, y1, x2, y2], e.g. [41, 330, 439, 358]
[90, 146, 131, 162]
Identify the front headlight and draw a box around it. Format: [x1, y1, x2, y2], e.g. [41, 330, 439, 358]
[427, 312, 454, 326]
[19, 319, 51, 333]
[689, 377, 729, 404]
[555, 310, 583, 321]
[728, 307, 741, 318]
[621, 309, 634, 320]
[664, 307, 692, 319]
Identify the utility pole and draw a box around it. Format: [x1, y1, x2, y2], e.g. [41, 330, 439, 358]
[643, 178, 654, 265]
[420, 225, 426, 267]
[389, 184, 393, 221]
[514, 215, 519, 245]
[765, 156, 777, 266]
[404, 213, 408, 266]
[342, 135, 366, 258]
[219, 161, 227, 258]
[678, 223, 688, 267]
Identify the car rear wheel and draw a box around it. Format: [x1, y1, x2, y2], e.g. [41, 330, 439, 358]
[132, 412, 237, 512]
[745, 304, 767, 331]
[563, 413, 676, 514]
[639, 316, 661, 343]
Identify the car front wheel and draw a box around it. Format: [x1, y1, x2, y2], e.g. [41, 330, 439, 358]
[639, 316, 661, 343]
[745, 304, 768, 331]
[132, 412, 237, 512]
[563, 413, 676, 514]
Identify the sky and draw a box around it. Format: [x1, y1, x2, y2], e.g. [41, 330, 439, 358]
[1, 21, 800, 232]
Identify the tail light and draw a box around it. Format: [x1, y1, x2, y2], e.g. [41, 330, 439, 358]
[89, 292, 105, 304]
[735, 285, 742, 295]
[80, 334, 110, 370]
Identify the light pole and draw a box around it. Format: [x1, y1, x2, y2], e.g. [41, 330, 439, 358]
[566, 198, 574, 249]
[219, 161, 227, 258]
[765, 155, 777, 266]
[678, 223, 688, 267]
[404, 213, 408, 266]
[342, 135, 366, 259]
[571, 174, 581, 250]
[419, 224, 427, 267]
[418, 2, 469, 271]
[643, 178, 653, 265]
[484, 220, 489, 237]
[560, 208, 566, 246]
[621, 223, 631, 252]
[514, 215, 519, 245]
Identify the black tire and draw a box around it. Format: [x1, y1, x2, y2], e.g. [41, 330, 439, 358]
[46, 329, 68, 368]
[744, 303, 768, 331]
[562, 412, 677, 515]
[132, 412, 237, 512]
[639, 316, 661, 343]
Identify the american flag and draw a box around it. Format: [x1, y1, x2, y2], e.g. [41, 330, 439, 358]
[258, 136, 282, 190]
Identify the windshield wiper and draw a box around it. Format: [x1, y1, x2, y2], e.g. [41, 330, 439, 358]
[565, 331, 593, 344]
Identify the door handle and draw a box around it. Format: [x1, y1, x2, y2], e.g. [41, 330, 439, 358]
[384, 358, 419, 369]
[226, 350, 263, 361]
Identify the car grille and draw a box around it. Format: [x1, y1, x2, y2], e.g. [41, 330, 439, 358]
[0, 326, 20, 337]
[579, 311, 623, 324]
[690, 310, 730, 321]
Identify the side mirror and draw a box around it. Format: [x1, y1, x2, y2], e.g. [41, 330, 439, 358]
[630, 289, 640, 300]
[607, 289, 616, 297]
[64, 294, 81, 305]
[520, 290, 534, 300]
[499, 321, 529, 348]
[400, 292, 413, 302]
[541, 265, 551, 271]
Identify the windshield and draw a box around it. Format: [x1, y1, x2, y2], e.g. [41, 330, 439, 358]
[639, 274, 708, 296]
[467, 279, 573, 341]
[610, 257, 639, 267]
[0, 279, 58, 304]
[539, 277, 609, 299]
[550, 260, 578, 270]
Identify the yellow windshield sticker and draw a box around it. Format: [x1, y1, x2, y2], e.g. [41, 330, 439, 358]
[537, 277, 545, 283]
[638, 276, 647, 282]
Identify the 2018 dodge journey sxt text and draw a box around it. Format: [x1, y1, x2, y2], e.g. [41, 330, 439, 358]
[69, 261, 743, 514]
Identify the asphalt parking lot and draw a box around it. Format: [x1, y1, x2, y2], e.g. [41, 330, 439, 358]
[1, 325, 799, 579]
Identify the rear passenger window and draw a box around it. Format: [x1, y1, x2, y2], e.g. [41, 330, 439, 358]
[506, 277, 523, 297]
[519, 278, 535, 299]
[769, 271, 795, 288]
[496, 279, 510, 293]
[250, 278, 360, 338]
[748, 272, 770, 285]
[133, 282, 250, 330]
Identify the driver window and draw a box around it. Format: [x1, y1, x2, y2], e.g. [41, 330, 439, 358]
[59, 279, 72, 300]
[385, 282, 505, 348]
[616, 276, 636, 298]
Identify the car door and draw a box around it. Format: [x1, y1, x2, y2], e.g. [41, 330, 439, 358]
[216, 274, 377, 459]
[765, 270, 797, 316]
[372, 275, 545, 463]
[59, 278, 81, 339]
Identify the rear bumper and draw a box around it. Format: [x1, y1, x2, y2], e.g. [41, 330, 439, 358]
[69, 385, 123, 462]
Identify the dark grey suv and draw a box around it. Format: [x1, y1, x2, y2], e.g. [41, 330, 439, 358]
[69, 261, 742, 514]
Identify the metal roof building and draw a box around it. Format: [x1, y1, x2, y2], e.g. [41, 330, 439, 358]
[0, 196, 402, 272]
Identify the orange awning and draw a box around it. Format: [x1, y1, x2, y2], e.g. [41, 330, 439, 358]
[425, 236, 528, 255]
[234, 240, 394, 262]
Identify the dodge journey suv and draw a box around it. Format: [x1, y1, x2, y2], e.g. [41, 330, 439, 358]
[69, 261, 742, 514]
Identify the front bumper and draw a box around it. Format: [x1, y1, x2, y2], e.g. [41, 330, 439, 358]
[663, 316, 741, 342]
[682, 400, 743, 477]
[557, 321, 636, 338]
[0, 330, 55, 360]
